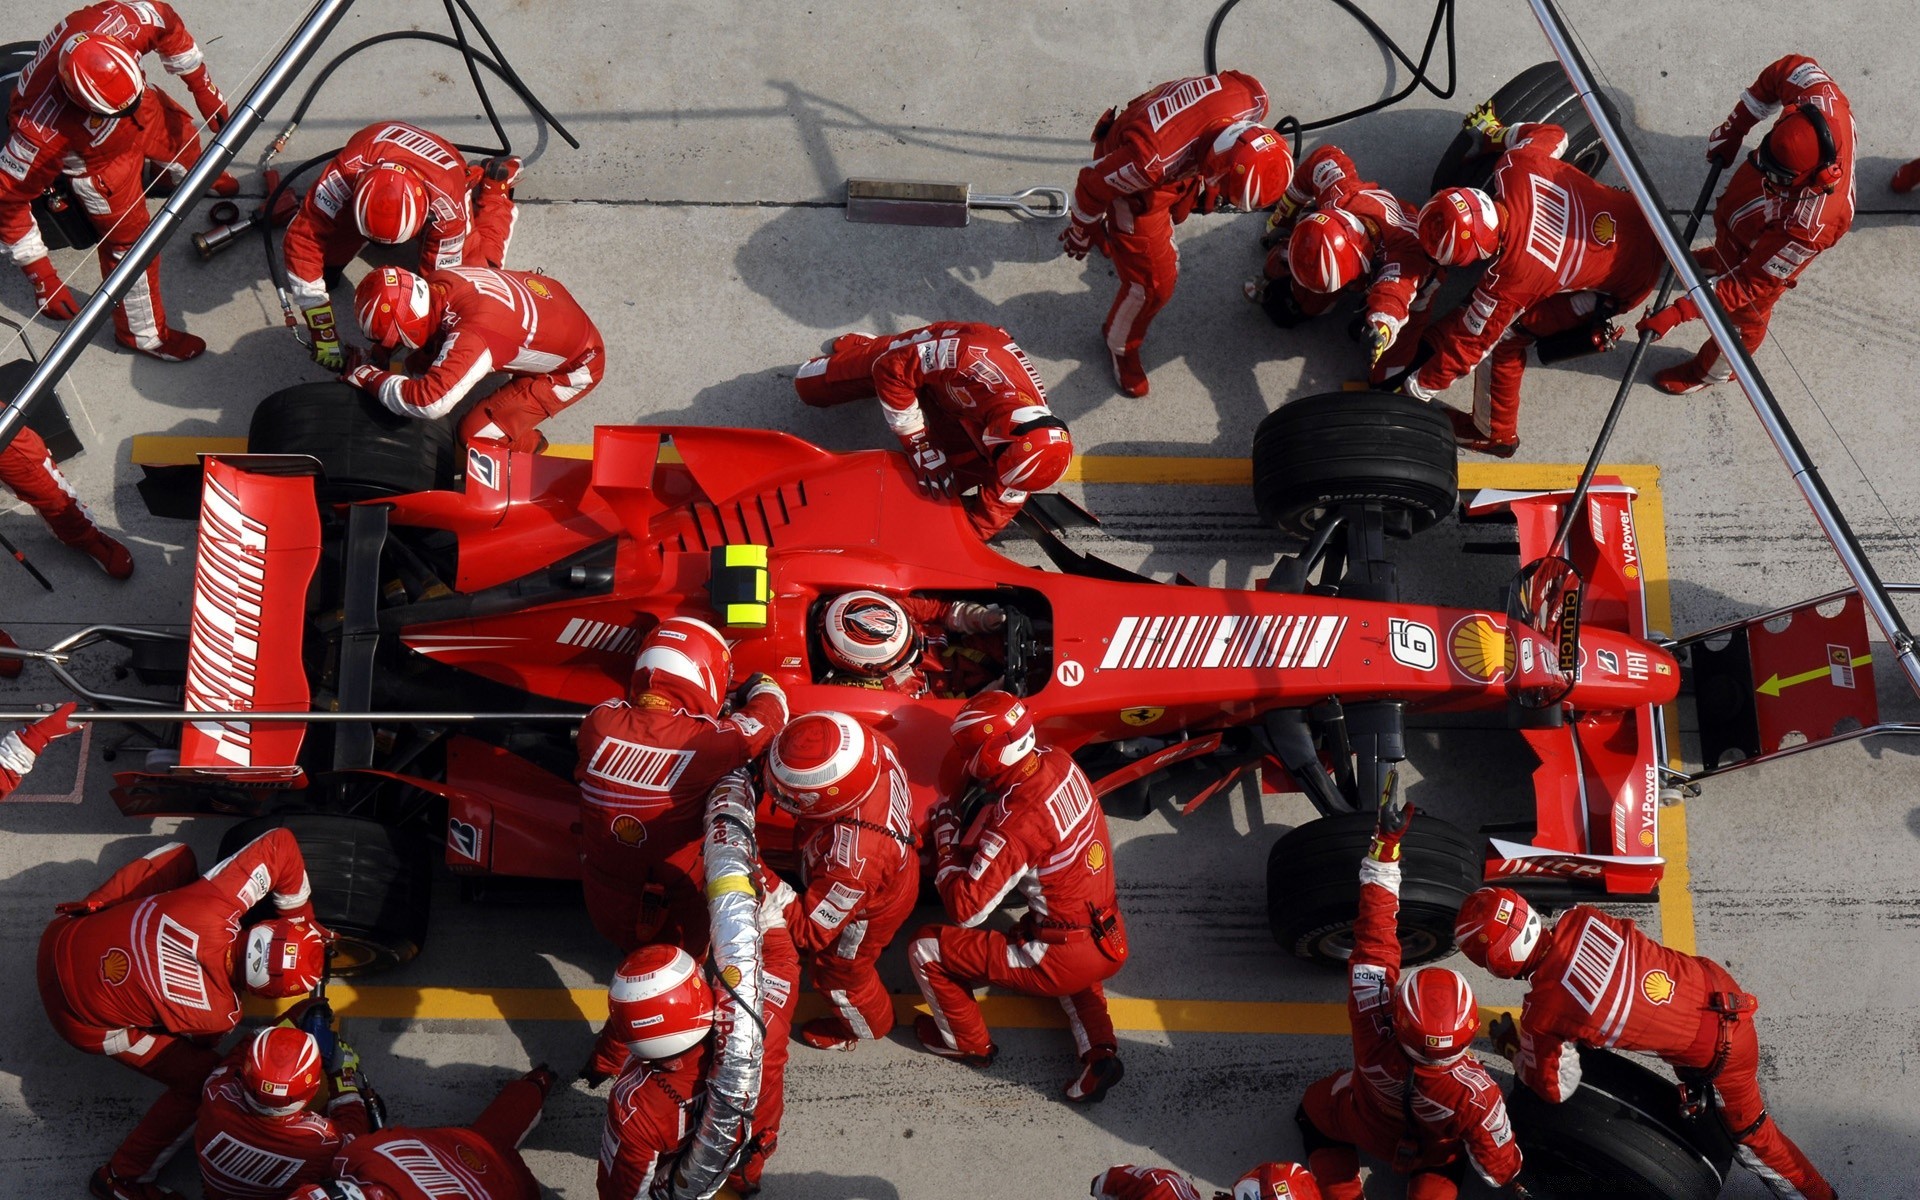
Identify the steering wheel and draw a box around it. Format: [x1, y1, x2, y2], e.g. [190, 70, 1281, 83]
[1002, 608, 1036, 696]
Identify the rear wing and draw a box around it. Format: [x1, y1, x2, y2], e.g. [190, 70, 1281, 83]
[177, 457, 322, 779]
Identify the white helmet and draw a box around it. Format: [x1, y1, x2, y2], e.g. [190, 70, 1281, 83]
[822, 591, 919, 676]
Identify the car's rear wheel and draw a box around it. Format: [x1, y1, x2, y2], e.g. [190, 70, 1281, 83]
[1251, 392, 1458, 538]
[1511, 1048, 1730, 1199]
[220, 811, 433, 975]
[1266, 810, 1482, 967]
[248, 381, 458, 503]
[1430, 61, 1621, 194]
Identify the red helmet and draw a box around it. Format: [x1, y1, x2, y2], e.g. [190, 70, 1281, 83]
[981, 408, 1072, 495]
[352, 163, 429, 244]
[632, 616, 733, 714]
[1233, 1162, 1323, 1200]
[57, 34, 144, 116]
[241, 919, 326, 998]
[1286, 209, 1372, 294]
[1418, 186, 1502, 266]
[821, 591, 918, 676]
[239, 1026, 324, 1116]
[1753, 103, 1842, 193]
[1454, 886, 1546, 978]
[950, 689, 1037, 786]
[1393, 965, 1480, 1066]
[352, 266, 435, 350]
[607, 944, 715, 1060]
[1203, 121, 1294, 213]
[766, 710, 885, 820]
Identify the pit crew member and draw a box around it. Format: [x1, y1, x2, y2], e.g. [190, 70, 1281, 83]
[37, 830, 327, 1200]
[347, 263, 604, 453]
[3, 425, 135, 577]
[1406, 118, 1661, 457]
[818, 589, 1006, 697]
[282, 119, 520, 369]
[1456, 886, 1836, 1199]
[1248, 144, 1439, 384]
[794, 322, 1072, 537]
[766, 711, 920, 1050]
[1, 1, 237, 360]
[194, 1025, 371, 1200]
[0, 702, 80, 798]
[1296, 805, 1525, 1199]
[597, 938, 799, 1198]
[1091, 1162, 1322, 1200]
[1637, 55, 1855, 396]
[287, 1065, 555, 1200]
[909, 690, 1129, 1103]
[573, 616, 787, 953]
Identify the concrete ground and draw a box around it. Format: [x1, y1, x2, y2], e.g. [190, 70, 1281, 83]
[4, 0, 1919, 1196]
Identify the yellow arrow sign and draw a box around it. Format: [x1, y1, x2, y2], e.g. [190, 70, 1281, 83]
[1756, 652, 1871, 697]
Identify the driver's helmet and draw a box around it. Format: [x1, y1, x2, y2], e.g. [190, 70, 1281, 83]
[822, 591, 920, 676]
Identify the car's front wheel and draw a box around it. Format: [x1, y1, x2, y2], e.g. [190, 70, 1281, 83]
[1266, 810, 1482, 967]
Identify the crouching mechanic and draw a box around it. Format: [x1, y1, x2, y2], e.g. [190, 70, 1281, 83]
[346, 264, 605, 453]
[1296, 804, 1526, 1200]
[1062, 71, 1291, 395]
[195, 1025, 371, 1200]
[285, 1065, 556, 1200]
[795, 322, 1072, 537]
[2, 424, 136, 578]
[1249, 144, 1439, 385]
[766, 711, 920, 1050]
[598, 938, 799, 1198]
[1406, 117, 1661, 458]
[1, 1, 236, 360]
[818, 590, 1006, 698]
[1092, 1162, 1321, 1200]
[910, 690, 1129, 1103]
[281, 119, 520, 370]
[1636, 55, 1855, 395]
[37, 830, 328, 1200]
[1456, 886, 1836, 1199]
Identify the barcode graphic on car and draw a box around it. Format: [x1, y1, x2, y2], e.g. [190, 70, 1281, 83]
[1097, 615, 1346, 671]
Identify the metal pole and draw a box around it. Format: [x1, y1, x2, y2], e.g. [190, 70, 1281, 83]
[0, 0, 358, 454]
[1527, 0, 1920, 698]
[0, 710, 585, 724]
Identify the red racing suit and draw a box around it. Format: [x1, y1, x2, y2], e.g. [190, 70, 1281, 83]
[785, 732, 920, 1041]
[1514, 906, 1834, 1200]
[794, 322, 1065, 536]
[196, 1042, 369, 1200]
[347, 266, 605, 452]
[822, 595, 1005, 698]
[574, 679, 787, 952]
[910, 748, 1128, 1059]
[1405, 124, 1662, 445]
[323, 1076, 548, 1200]
[36, 832, 317, 1181]
[1089, 1165, 1202, 1200]
[1264, 145, 1439, 381]
[1, 1, 225, 351]
[1070, 72, 1269, 372]
[1684, 56, 1855, 380]
[1300, 856, 1521, 1200]
[282, 120, 516, 310]
[1, 424, 106, 551]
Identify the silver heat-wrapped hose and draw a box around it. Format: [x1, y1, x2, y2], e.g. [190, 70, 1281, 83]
[671, 767, 765, 1199]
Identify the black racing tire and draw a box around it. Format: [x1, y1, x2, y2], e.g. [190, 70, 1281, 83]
[1510, 1050, 1728, 1200]
[1251, 392, 1458, 538]
[1430, 62, 1623, 195]
[248, 382, 458, 503]
[1266, 811, 1482, 967]
[219, 811, 433, 976]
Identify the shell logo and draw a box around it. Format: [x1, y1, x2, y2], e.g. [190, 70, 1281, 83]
[1086, 841, 1107, 872]
[1592, 211, 1617, 246]
[1641, 969, 1676, 1005]
[721, 965, 743, 989]
[611, 814, 647, 847]
[456, 1143, 489, 1172]
[1449, 614, 1514, 683]
[100, 948, 132, 987]
[526, 278, 552, 299]
[1639, 828, 1655, 848]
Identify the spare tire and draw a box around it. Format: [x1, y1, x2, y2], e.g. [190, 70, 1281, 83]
[1267, 810, 1482, 967]
[219, 811, 433, 975]
[1251, 392, 1458, 538]
[1510, 1047, 1729, 1199]
[248, 381, 458, 503]
[1430, 62, 1622, 195]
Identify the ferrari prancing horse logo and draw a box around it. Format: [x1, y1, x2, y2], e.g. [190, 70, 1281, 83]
[1119, 706, 1164, 727]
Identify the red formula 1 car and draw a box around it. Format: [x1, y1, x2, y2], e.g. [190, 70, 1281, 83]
[56, 385, 1678, 970]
